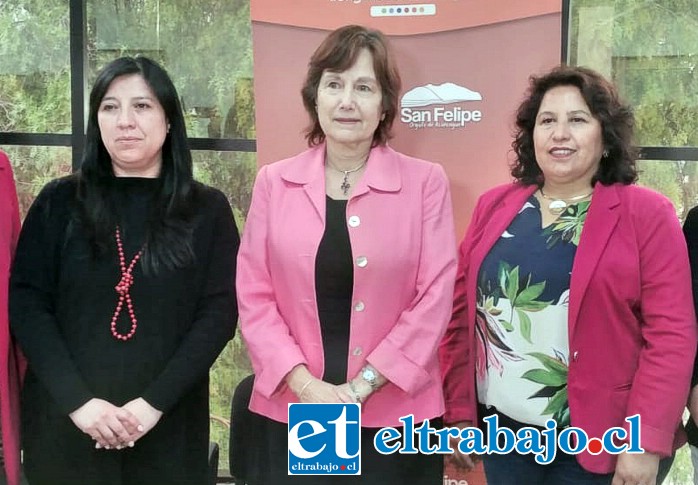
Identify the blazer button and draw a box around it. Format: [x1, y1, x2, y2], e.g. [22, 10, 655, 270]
[356, 256, 368, 267]
[572, 351, 579, 362]
[348, 215, 361, 227]
[354, 301, 365, 312]
[352, 347, 363, 356]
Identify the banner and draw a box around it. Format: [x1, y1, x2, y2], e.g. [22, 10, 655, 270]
[251, 1, 562, 482]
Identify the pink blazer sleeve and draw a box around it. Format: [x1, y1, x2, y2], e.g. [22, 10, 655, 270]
[236, 165, 307, 398]
[366, 164, 457, 394]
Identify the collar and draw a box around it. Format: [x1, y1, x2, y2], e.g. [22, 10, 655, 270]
[280, 143, 402, 193]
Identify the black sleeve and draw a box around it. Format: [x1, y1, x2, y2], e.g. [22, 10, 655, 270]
[10, 179, 95, 414]
[682, 206, 698, 388]
[142, 189, 239, 412]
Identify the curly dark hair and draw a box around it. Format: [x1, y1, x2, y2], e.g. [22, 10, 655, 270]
[511, 65, 638, 186]
[301, 25, 401, 147]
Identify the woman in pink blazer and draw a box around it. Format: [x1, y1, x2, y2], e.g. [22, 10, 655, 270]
[0, 151, 23, 485]
[439, 66, 696, 485]
[236, 25, 457, 484]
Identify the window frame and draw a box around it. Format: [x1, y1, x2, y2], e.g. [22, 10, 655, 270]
[562, 0, 698, 162]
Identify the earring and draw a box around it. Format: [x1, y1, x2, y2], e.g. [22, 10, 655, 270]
[602, 149, 609, 158]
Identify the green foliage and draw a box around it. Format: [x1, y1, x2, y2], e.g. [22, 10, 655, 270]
[634, 159, 698, 221]
[668, 442, 693, 485]
[87, 0, 254, 140]
[1, 145, 72, 216]
[193, 151, 257, 219]
[0, 0, 71, 133]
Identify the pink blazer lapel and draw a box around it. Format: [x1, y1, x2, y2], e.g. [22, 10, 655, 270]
[347, 145, 401, 199]
[568, 183, 621, 338]
[279, 145, 327, 222]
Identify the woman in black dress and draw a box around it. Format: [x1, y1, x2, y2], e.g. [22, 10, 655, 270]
[10, 56, 239, 485]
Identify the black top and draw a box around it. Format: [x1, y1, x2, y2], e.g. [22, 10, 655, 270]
[9, 175, 239, 415]
[315, 196, 353, 385]
[682, 206, 698, 445]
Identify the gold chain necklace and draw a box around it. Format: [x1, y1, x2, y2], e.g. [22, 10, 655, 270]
[539, 188, 593, 215]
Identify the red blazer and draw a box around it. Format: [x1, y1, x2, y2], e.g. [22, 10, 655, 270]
[440, 182, 697, 474]
[0, 151, 23, 485]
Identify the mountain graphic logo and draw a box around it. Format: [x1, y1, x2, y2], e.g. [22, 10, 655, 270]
[401, 82, 482, 108]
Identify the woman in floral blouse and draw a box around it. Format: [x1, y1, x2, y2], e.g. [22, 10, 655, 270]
[439, 65, 695, 485]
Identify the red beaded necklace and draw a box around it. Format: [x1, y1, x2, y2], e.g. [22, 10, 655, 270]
[110, 227, 143, 341]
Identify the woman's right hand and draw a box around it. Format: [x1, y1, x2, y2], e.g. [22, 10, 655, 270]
[446, 420, 481, 472]
[286, 365, 353, 403]
[299, 379, 354, 403]
[68, 398, 142, 449]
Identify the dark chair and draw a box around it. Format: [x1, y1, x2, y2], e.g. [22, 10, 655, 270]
[208, 441, 219, 485]
[229, 374, 261, 484]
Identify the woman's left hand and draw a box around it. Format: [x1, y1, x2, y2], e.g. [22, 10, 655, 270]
[120, 397, 163, 445]
[335, 383, 361, 403]
[611, 451, 659, 485]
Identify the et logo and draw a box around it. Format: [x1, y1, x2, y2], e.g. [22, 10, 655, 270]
[287, 403, 361, 475]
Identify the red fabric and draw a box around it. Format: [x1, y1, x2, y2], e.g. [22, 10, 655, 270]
[440, 182, 697, 474]
[0, 151, 24, 485]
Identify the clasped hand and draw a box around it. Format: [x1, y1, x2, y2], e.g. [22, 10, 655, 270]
[295, 378, 356, 404]
[68, 397, 163, 449]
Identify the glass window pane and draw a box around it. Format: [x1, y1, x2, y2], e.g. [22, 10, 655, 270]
[567, 0, 698, 148]
[193, 149, 256, 474]
[193, 150, 257, 223]
[86, 0, 255, 140]
[637, 159, 698, 221]
[1, 145, 72, 217]
[0, 2, 71, 133]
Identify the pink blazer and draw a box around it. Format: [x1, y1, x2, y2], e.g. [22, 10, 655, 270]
[0, 151, 23, 485]
[237, 144, 457, 426]
[440, 182, 697, 474]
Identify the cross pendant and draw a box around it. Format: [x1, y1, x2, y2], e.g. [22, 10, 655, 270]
[341, 175, 351, 195]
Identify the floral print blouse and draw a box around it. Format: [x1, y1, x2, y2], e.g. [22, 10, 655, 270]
[476, 195, 590, 428]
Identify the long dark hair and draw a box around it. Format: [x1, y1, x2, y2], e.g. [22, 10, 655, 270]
[78, 56, 195, 274]
[511, 65, 638, 186]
